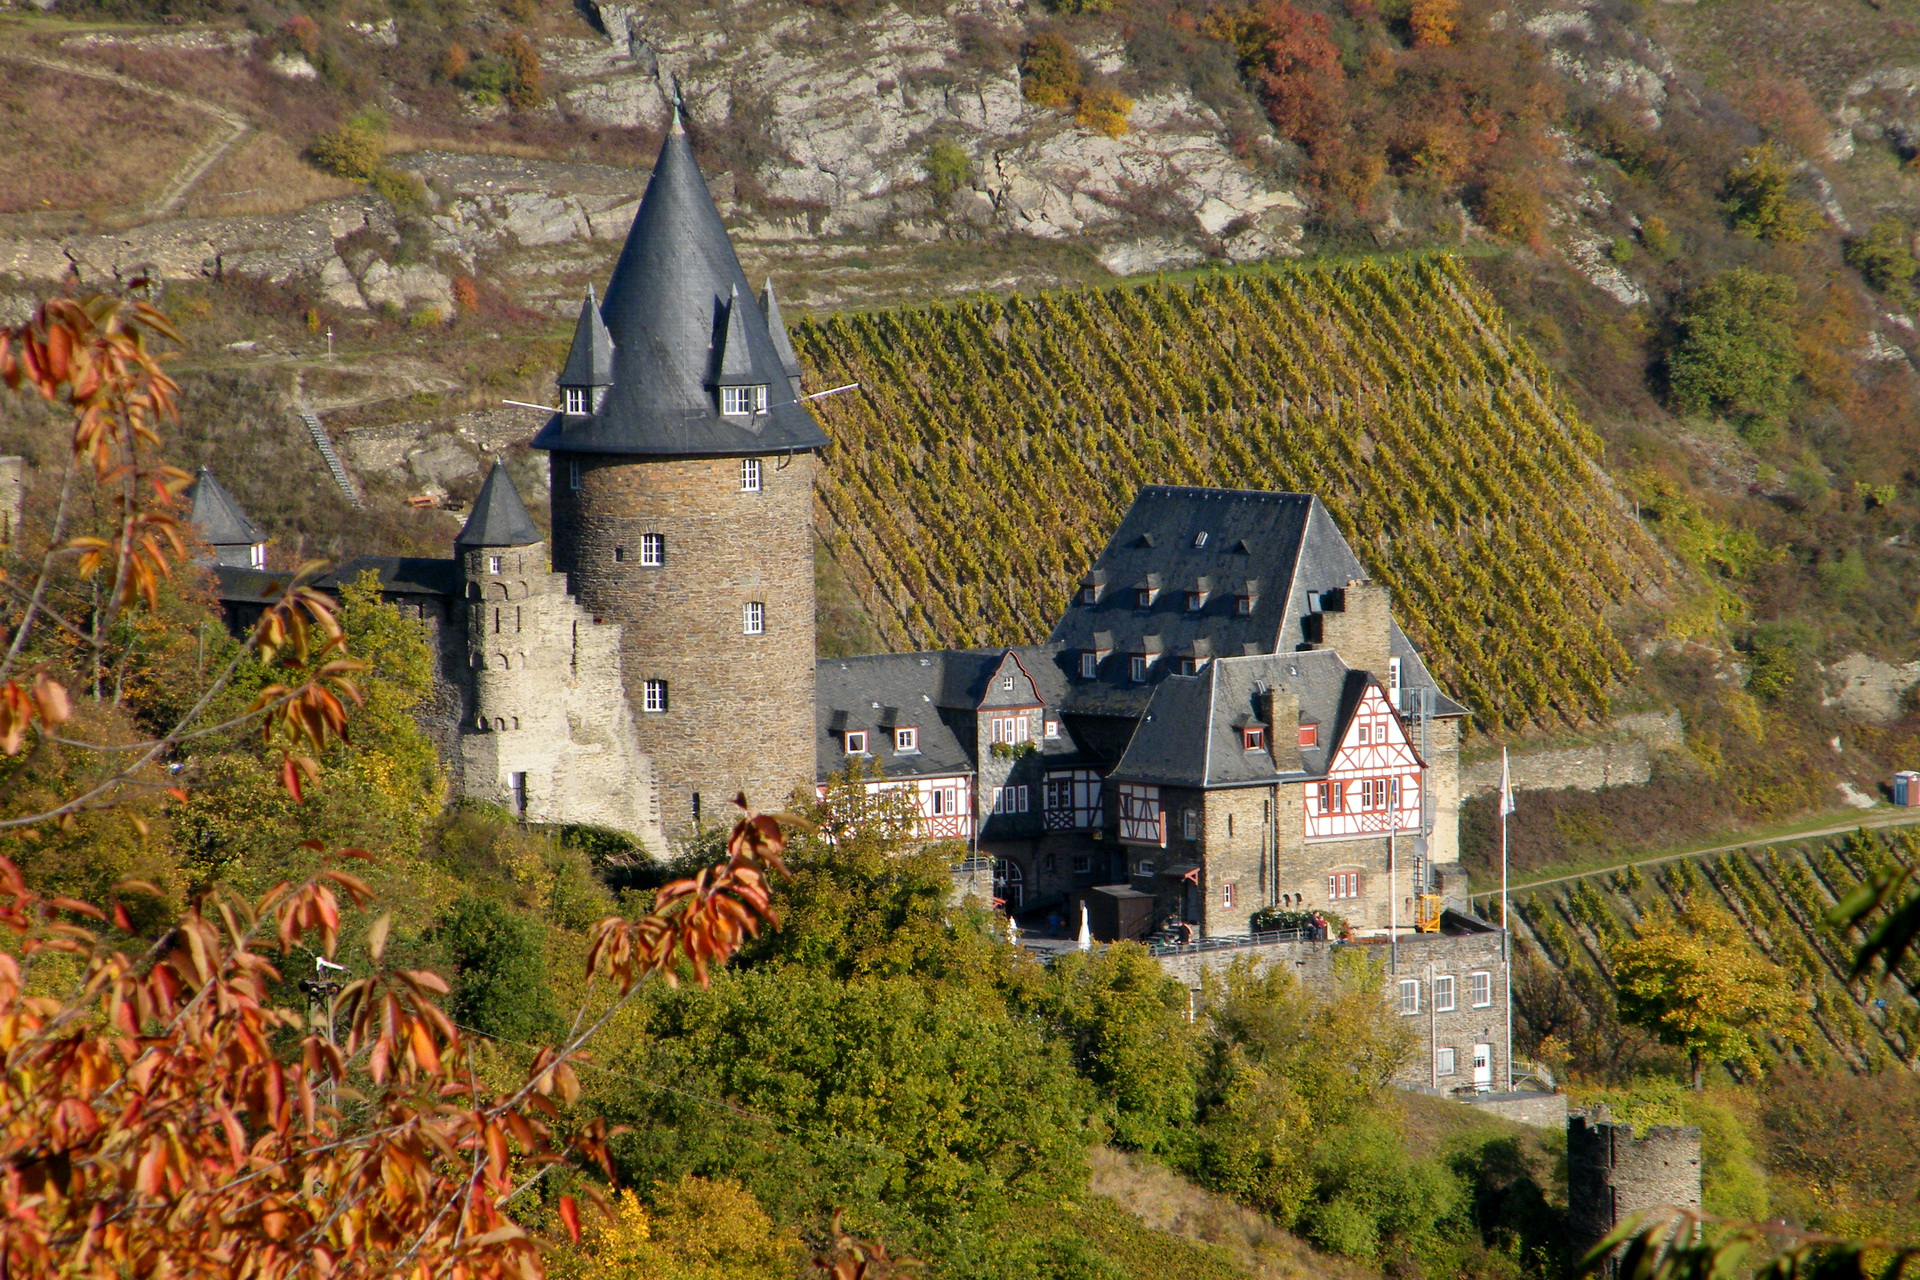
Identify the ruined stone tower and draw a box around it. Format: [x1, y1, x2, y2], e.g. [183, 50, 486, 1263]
[1566, 1111, 1703, 1274]
[533, 118, 826, 837]
[457, 462, 663, 848]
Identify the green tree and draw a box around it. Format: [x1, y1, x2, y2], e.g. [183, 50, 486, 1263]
[1035, 943, 1199, 1154]
[1845, 219, 1917, 297]
[436, 895, 561, 1041]
[1723, 144, 1822, 244]
[1609, 898, 1806, 1089]
[926, 138, 973, 198]
[1021, 34, 1082, 109]
[1667, 268, 1800, 422]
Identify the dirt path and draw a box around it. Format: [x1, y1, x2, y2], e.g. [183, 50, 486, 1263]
[1467, 805, 1920, 905]
[0, 48, 250, 220]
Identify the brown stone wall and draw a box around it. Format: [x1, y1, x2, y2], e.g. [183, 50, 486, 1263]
[1282, 831, 1422, 929]
[550, 450, 818, 836]
[1567, 1114, 1703, 1271]
[1200, 786, 1278, 936]
[1319, 579, 1391, 678]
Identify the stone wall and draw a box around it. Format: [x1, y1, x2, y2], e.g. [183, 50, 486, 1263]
[1153, 927, 1511, 1090]
[455, 540, 663, 849]
[1568, 1112, 1703, 1271]
[551, 450, 817, 837]
[0, 456, 21, 546]
[1461, 739, 1651, 797]
[1319, 579, 1392, 680]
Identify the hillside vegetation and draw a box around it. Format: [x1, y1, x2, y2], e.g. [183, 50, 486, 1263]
[1510, 829, 1920, 1080]
[797, 254, 1665, 732]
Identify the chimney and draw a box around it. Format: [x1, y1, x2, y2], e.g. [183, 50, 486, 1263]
[1318, 578, 1391, 680]
[1259, 685, 1302, 772]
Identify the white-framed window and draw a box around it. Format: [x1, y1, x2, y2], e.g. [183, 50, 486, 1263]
[992, 785, 1029, 815]
[1081, 651, 1100, 678]
[487, 555, 502, 574]
[1236, 594, 1254, 616]
[1436, 1047, 1456, 1077]
[643, 680, 668, 713]
[845, 730, 867, 755]
[1186, 592, 1205, 612]
[1081, 584, 1099, 604]
[1137, 859, 1157, 876]
[1223, 881, 1237, 908]
[743, 601, 764, 635]
[1136, 587, 1156, 608]
[568, 458, 581, 491]
[1399, 979, 1421, 1015]
[1182, 809, 1199, 840]
[1130, 655, 1149, 683]
[639, 533, 664, 567]
[1242, 726, 1266, 750]
[1044, 719, 1060, 739]
[1359, 723, 1372, 745]
[1361, 778, 1388, 810]
[895, 727, 918, 752]
[721, 385, 768, 416]
[1389, 656, 1404, 701]
[740, 457, 763, 492]
[1001, 674, 1015, 691]
[1328, 870, 1362, 900]
[564, 386, 587, 415]
[930, 786, 947, 816]
[1434, 975, 1456, 1012]
[1315, 781, 1341, 814]
[990, 715, 1030, 745]
[1469, 971, 1493, 1008]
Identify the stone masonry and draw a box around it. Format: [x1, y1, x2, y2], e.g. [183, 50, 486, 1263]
[1567, 1112, 1703, 1273]
[551, 451, 818, 833]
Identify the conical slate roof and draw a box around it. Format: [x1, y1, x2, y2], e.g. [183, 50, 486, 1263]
[530, 123, 828, 458]
[762, 278, 803, 382]
[185, 468, 265, 547]
[558, 284, 615, 388]
[456, 462, 542, 548]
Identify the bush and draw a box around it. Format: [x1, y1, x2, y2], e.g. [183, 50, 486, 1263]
[1022, 33, 1082, 108]
[1076, 86, 1134, 138]
[307, 125, 383, 181]
[370, 166, 427, 211]
[1667, 268, 1800, 421]
[434, 896, 560, 1042]
[1845, 219, 1917, 297]
[1743, 620, 1814, 702]
[925, 138, 973, 197]
[1473, 170, 1547, 247]
[1723, 144, 1822, 244]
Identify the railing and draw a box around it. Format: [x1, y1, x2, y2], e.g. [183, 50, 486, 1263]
[1146, 926, 1316, 957]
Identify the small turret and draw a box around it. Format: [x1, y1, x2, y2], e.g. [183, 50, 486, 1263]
[457, 461, 542, 555]
[761, 277, 804, 400]
[185, 468, 267, 569]
[710, 284, 767, 419]
[557, 286, 616, 418]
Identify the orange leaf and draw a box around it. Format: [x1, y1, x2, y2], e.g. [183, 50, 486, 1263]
[557, 1195, 581, 1244]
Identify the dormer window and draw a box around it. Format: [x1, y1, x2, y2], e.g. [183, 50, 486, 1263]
[895, 727, 918, 752]
[721, 385, 769, 417]
[844, 730, 868, 755]
[1242, 726, 1266, 750]
[1130, 655, 1149, 683]
[1236, 594, 1255, 616]
[1193, 531, 1208, 548]
[1081, 585, 1099, 604]
[1136, 588, 1156, 608]
[564, 387, 588, 415]
[1178, 658, 1200, 676]
[1081, 651, 1101, 678]
[1186, 591, 1206, 612]
[1299, 722, 1319, 748]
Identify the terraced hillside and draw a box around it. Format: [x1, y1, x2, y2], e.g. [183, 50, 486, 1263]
[795, 255, 1667, 732]
[1512, 830, 1920, 1073]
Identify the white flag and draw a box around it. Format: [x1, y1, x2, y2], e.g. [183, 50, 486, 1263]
[1499, 746, 1516, 816]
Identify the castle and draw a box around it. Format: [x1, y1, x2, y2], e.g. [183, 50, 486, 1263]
[197, 121, 1513, 1094]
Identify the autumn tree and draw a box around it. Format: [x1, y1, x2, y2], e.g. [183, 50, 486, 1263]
[1204, 1, 1347, 154]
[1607, 898, 1806, 1089]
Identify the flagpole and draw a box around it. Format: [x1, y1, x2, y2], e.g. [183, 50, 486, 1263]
[1500, 746, 1512, 1091]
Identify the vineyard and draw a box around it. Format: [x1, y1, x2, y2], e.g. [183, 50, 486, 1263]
[792, 255, 1668, 732]
[1511, 830, 1920, 1073]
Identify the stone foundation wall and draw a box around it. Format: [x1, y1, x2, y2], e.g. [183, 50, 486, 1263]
[1461, 739, 1651, 797]
[1567, 1112, 1703, 1270]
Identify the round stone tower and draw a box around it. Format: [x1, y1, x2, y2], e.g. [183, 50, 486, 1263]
[1566, 1109, 1703, 1276]
[533, 117, 826, 838]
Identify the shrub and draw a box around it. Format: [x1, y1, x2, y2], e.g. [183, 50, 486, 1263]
[1743, 620, 1813, 703]
[925, 137, 973, 197]
[497, 33, 544, 110]
[1667, 268, 1800, 421]
[307, 125, 383, 181]
[1076, 86, 1134, 138]
[1410, 0, 1459, 48]
[435, 895, 561, 1042]
[371, 166, 427, 211]
[1473, 170, 1547, 247]
[1022, 33, 1082, 108]
[1723, 143, 1822, 244]
[1641, 215, 1675, 259]
[409, 306, 444, 329]
[1845, 219, 1917, 297]
[1203, 1, 1346, 150]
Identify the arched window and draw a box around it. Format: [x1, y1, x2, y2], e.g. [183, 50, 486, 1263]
[494, 653, 510, 671]
[493, 718, 506, 732]
[993, 858, 1025, 913]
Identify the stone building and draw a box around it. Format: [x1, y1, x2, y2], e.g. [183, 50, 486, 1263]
[1567, 1111, 1703, 1273]
[815, 484, 1470, 941]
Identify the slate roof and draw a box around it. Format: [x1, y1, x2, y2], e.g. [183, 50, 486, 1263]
[185, 468, 264, 548]
[1112, 651, 1354, 788]
[557, 285, 615, 388]
[530, 122, 828, 459]
[816, 646, 1084, 783]
[762, 278, 802, 382]
[456, 463, 542, 548]
[318, 556, 461, 597]
[209, 565, 296, 606]
[1048, 486, 1370, 717]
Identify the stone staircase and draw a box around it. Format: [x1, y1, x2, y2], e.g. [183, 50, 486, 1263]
[297, 407, 361, 508]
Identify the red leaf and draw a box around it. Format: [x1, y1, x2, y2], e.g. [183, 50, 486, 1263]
[558, 1195, 581, 1244]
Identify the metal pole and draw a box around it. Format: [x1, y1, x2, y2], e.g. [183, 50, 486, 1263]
[1389, 809, 1398, 974]
[1501, 755, 1512, 1091]
[1428, 960, 1437, 1092]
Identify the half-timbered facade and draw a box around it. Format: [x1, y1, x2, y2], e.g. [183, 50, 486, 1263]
[1306, 683, 1424, 841]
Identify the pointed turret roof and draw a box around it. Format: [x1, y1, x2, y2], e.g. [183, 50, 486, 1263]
[529, 125, 828, 458]
[761, 278, 803, 382]
[185, 468, 265, 547]
[456, 462, 542, 548]
[714, 285, 757, 383]
[558, 284, 615, 388]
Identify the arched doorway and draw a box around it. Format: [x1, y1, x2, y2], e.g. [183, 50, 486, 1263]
[993, 857, 1025, 913]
